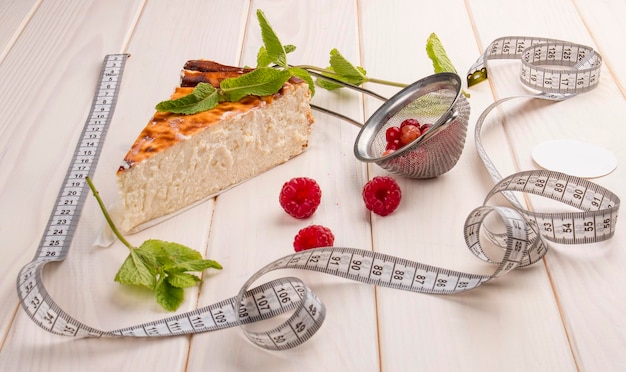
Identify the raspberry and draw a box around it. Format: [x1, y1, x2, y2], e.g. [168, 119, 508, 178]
[279, 177, 322, 219]
[293, 225, 335, 252]
[362, 176, 402, 216]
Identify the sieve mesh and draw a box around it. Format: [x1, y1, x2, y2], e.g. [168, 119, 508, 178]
[354, 73, 470, 178]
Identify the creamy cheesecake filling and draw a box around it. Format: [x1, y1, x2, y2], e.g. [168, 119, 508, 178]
[117, 80, 313, 232]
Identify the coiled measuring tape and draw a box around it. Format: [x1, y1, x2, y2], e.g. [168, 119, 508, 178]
[16, 39, 619, 350]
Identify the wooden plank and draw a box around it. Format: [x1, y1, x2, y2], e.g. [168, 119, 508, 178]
[0, 0, 622, 371]
[0, 0, 144, 346]
[358, 0, 577, 370]
[0, 0, 244, 370]
[0, 0, 40, 61]
[467, 0, 626, 371]
[572, 0, 626, 96]
[185, 1, 380, 370]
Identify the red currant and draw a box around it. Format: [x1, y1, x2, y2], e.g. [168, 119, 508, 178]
[385, 126, 401, 142]
[399, 124, 421, 145]
[400, 118, 420, 129]
[386, 139, 401, 151]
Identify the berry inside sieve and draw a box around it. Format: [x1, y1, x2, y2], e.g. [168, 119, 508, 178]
[309, 71, 470, 178]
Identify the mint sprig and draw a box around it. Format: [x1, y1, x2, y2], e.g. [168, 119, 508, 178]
[86, 177, 222, 311]
[295, 48, 406, 91]
[155, 11, 467, 116]
[155, 9, 315, 115]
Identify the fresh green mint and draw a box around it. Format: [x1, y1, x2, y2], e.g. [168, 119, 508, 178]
[220, 67, 293, 102]
[257, 44, 296, 68]
[256, 9, 290, 68]
[314, 48, 368, 90]
[312, 33, 467, 94]
[297, 48, 406, 90]
[426, 33, 470, 97]
[155, 12, 467, 116]
[254, 9, 315, 94]
[86, 177, 222, 311]
[155, 9, 314, 115]
[155, 82, 219, 115]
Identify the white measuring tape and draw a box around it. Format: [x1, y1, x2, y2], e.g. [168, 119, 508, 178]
[16, 38, 619, 350]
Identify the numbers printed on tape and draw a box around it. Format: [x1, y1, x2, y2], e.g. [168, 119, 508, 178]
[467, 36, 602, 94]
[16, 42, 620, 351]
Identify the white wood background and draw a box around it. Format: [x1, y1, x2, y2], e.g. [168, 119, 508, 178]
[0, 0, 624, 371]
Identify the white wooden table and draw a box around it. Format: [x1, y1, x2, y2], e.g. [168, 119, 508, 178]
[0, 1, 624, 371]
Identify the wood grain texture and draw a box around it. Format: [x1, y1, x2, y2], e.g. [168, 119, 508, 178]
[0, 0, 40, 61]
[360, 0, 575, 370]
[186, 1, 379, 370]
[0, 0, 623, 371]
[468, 0, 626, 370]
[571, 0, 626, 96]
[0, 0, 144, 349]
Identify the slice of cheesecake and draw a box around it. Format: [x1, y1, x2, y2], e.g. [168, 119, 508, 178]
[116, 60, 314, 232]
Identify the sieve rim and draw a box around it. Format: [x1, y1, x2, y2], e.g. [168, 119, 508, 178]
[353, 72, 462, 163]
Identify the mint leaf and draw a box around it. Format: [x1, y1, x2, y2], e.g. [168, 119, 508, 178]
[166, 272, 202, 289]
[426, 33, 469, 97]
[426, 33, 457, 74]
[257, 44, 296, 67]
[114, 249, 157, 289]
[256, 9, 288, 68]
[166, 259, 223, 273]
[155, 83, 219, 114]
[288, 66, 315, 95]
[220, 67, 292, 102]
[156, 277, 185, 311]
[156, 10, 318, 115]
[328, 48, 367, 82]
[86, 177, 222, 312]
[285, 45, 296, 54]
[139, 239, 203, 264]
[316, 48, 368, 90]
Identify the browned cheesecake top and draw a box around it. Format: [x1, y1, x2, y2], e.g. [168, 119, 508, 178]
[117, 61, 306, 174]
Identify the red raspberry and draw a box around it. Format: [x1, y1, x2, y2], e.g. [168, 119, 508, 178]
[362, 176, 402, 216]
[279, 177, 322, 219]
[293, 225, 335, 252]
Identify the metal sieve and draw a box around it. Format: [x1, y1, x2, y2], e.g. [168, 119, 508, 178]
[310, 71, 470, 178]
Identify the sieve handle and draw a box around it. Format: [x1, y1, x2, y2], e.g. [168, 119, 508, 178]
[305, 68, 389, 128]
[304, 68, 388, 101]
[310, 104, 363, 127]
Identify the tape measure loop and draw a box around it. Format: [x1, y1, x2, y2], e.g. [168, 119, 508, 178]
[467, 36, 603, 95]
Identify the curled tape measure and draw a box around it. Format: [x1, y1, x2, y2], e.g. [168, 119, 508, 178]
[467, 36, 602, 93]
[17, 39, 619, 350]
